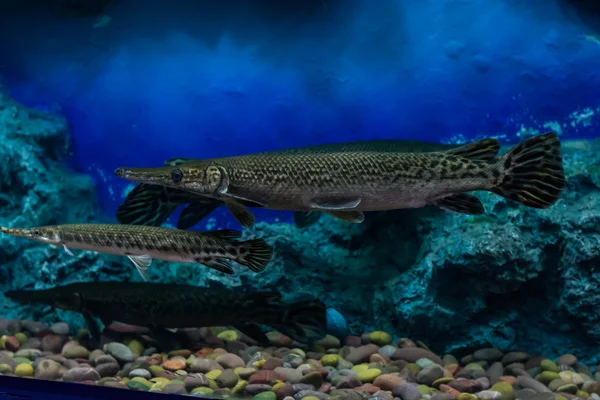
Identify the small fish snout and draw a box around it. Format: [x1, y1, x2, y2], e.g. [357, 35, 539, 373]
[114, 168, 126, 177]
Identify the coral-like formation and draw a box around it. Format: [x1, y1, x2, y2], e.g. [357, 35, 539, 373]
[2, 82, 600, 365]
[0, 85, 104, 319]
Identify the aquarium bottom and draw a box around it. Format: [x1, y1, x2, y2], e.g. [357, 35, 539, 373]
[0, 375, 168, 400]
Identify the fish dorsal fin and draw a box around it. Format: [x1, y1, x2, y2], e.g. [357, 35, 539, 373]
[200, 229, 243, 240]
[163, 157, 200, 167]
[311, 197, 361, 210]
[323, 210, 364, 223]
[444, 138, 500, 162]
[127, 254, 152, 281]
[225, 202, 256, 228]
[432, 193, 484, 215]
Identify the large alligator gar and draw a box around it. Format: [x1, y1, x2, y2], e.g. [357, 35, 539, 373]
[5, 282, 328, 345]
[0, 224, 273, 281]
[116, 139, 462, 229]
[114, 132, 565, 228]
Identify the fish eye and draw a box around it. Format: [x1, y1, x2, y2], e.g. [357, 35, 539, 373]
[171, 168, 183, 182]
[32, 229, 41, 237]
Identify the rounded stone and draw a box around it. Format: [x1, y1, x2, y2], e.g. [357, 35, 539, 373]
[253, 391, 277, 400]
[357, 368, 382, 383]
[103, 342, 134, 363]
[15, 363, 34, 377]
[368, 332, 392, 347]
[474, 349, 504, 362]
[321, 354, 340, 367]
[490, 381, 514, 400]
[216, 353, 245, 369]
[540, 360, 560, 373]
[130, 368, 152, 380]
[128, 380, 150, 391]
[51, 322, 70, 336]
[34, 359, 62, 380]
[63, 345, 90, 359]
[557, 355, 577, 367]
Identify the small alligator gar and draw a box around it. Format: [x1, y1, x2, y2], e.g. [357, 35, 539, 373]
[0, 224, 273, 281]
[5, 282, 328, 345]
[115, 132, 565, 228]
[116, 139, 462, 229]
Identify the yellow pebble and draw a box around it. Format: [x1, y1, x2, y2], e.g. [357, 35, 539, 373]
[368, 331, 392, 346]
[272, 382, 286, 392]
[208, 379, 219, 390]
[320, 354, 341, 367]
[577, 391, 590, 398]
[150, 377, 170, 384]
[217, 330, 239, 342]
[151, 381, 168, 391]
[192, 387, 214, 395]
[15, 333, 27, 345]
[15, 363, 33, 377]
[253, 359, 266, 368]
[351, 364, 369, 372]
[356, 368, 381, 383]
[131, 377, 152, 387]
[127, 340, 144, 356]
[303, 397, 321, 400]
[120, 378, 130, 384]
[205, 370, 222, 380]
[0, 336, 7, 350]
[458, 394, 478, 400]
[311, 344, 326, 353]
[232, 379, 248, 394]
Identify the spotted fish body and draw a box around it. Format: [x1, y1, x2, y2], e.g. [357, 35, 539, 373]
[0, 224, 273, 280]
[116, 139, 462, 229]
[5, 282, 328, 344]
[115, 133, 566, 227]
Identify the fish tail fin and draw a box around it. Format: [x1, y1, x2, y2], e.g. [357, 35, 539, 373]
[492, 132, 565, 209]
[271, 295, 328, 344]
[236, 238, 274, 272]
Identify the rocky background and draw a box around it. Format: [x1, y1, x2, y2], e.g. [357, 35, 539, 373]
[0, 85, 599, 364]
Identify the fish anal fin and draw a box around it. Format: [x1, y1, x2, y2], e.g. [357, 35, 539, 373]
[311, 197, 361, 210]
[128, 254, 152, 281]
[202, 258, 235, 274]
[323, 210, 364, 223]
[433, 193, 484, 215]
[293, 211, 322, 228]
[201, 229, 243, 240]
[234, 323, 269, 345]
[444, 138, 500, 161]
[225, 202, 256, 228]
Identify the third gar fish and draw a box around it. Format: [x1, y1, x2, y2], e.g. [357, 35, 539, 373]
[114, 132, 565, 228]
[0, 224, 273, 280]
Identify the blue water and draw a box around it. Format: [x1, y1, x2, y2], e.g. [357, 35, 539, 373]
[0, 0, 599, 228]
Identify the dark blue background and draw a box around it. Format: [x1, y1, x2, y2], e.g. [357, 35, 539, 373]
[0, 0, 598, 227]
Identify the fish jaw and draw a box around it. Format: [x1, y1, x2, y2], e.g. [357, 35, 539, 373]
[115, 164, 228, 197]
[114, 166, 174, 186]
[0, 226, 61, 245]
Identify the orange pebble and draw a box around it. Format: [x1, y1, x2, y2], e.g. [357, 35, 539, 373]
[500, 376, 517, 385]
[162, 358, 186, 371]
[195, 348, 214, 358]
[354, 384, 381, 394]
[445, 364, 459, 375]
[370, 353, 390, 365]
[439, 384, 461, 398]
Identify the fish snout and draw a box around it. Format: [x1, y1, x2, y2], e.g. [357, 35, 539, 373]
[114, 167, 126, 177]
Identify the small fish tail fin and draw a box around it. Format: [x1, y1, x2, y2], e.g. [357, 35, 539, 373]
[236, 238, 274, 272]
[271, 295, 328, 344]
[492, 132, 565, 209]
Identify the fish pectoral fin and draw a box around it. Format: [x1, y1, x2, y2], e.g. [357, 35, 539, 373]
[432, 193, 484, 215]
[63, 244, 74, 256]
[311, 197, 361, 210]
[127, 254, 152, 281]
[201, 258, 235, 274]
[293, 211, 322, 228]
[225, 202, 256, 228]
[234, 323, 270, 345]
[83, 312, 103, 342]
[200, 229, 243, 240]
[323, 210, 365, 223]
[165, 328, 178, 333]
[221, 191, 266, 207]
[444, 138, 500, 162]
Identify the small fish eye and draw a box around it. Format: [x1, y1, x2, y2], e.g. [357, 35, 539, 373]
[32, 230, 41, 237]
[171, 168, 183, 182]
